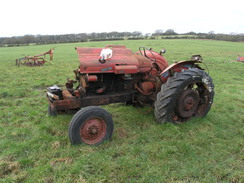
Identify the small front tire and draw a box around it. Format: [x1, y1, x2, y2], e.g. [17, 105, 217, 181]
[69, 106, 114, 145]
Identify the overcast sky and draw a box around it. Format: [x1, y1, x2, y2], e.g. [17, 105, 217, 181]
[0, 0, 243, 37]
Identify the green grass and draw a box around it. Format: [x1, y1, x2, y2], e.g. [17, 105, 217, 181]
[0, 39, 243, 182]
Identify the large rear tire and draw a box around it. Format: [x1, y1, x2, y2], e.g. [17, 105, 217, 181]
[69, 106, 114, 145]
[154, 68, 214, 124]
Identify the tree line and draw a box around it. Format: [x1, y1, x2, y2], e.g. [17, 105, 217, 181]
[0, 30, 243, 47]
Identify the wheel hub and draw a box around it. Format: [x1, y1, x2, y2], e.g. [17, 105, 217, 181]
[184, 97, 194, 111]
[80, 118, 106, 144]
[89, 125, 98, 135]
[176, 88, 200, 118]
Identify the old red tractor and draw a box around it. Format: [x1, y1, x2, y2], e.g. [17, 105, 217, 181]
[47, 45, 214, 145]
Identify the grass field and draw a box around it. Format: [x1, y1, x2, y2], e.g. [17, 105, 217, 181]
[0, 39, 243, 182]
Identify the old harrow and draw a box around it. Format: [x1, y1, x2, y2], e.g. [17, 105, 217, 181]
[16, 49, 54, 66]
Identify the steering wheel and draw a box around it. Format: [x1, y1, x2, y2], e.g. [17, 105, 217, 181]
[139, 46, 156, 63]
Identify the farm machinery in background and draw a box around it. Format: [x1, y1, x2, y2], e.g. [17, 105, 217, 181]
[46, 45, 214, 146]
[16, 48, 54, 66]
[237, 54, 244, 62]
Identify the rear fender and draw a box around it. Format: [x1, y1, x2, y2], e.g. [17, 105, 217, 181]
[160, 60, 203, 83]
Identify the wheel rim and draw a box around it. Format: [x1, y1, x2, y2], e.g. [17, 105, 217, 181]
[176, 88, 200, 119]
[80, 117, 107, 145]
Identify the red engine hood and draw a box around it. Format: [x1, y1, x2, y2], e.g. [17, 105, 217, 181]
[76, 46, 152, 74]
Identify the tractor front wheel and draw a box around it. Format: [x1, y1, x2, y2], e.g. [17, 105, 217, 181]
[69, 106, 114, 145]
[154, 68, 214, 124]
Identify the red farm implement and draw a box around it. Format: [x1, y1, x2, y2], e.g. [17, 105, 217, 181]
[16, 49, 54, 66]
[237, 55, 244, 62]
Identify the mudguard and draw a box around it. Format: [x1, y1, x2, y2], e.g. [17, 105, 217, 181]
[160, 59, 203, 83]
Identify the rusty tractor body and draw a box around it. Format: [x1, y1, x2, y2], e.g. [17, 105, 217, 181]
[16, 49, 54, 66]
[47, 45, 214, 145]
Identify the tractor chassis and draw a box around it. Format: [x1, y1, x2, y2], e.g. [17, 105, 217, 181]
[47, 91, 134, 112]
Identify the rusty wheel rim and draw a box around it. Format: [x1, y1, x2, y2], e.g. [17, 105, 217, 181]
[176, 88, 200, 118]
[80, 117, 107, 145]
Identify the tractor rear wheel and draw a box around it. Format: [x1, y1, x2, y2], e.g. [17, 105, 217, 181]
[69, 106, 114, 145]
[154, 68, 214, 124]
